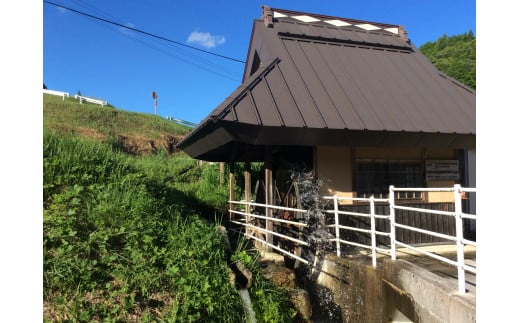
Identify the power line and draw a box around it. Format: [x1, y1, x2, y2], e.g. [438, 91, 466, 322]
[119, 31, 241, 82]
[43, 0, 246, 64]
[53, 0, 240, 82]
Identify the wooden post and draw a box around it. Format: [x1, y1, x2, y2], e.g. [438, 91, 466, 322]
[265, 147, 273, 251]
[294, 177, 303, 268]
[219, 162, 225, 185]
[245, 162, 251, 235]
[229, 162, 235, 220]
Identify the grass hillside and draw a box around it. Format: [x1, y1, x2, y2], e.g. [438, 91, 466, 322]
[43, 94, 190, 155]
[43, 93, 296, 322]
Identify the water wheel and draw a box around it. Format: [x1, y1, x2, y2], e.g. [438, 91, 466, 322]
[252, 173, 304, 268]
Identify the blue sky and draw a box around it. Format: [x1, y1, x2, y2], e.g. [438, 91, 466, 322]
[43, 0, 476, 124]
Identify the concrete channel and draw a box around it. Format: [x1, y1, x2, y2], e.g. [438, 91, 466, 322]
[311, 244, 476, 322]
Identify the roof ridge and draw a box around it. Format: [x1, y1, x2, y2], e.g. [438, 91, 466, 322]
[262, 6, 409, 42]
[269, 7, 398, 28]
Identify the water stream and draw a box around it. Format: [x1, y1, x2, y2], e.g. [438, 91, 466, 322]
[239, 288, 257, 323]
[290, 168, 344, 322]
[230, 168, 346, 322]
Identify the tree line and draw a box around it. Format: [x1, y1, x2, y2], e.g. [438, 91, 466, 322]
[420, 30, 476, 89]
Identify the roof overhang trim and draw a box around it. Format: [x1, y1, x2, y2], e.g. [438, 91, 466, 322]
[180, 120, 475, 162]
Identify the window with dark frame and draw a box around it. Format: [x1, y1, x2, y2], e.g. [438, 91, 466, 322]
[354, 160, 423, 199]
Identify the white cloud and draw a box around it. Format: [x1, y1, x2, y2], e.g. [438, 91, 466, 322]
[187, 31, 225, 49]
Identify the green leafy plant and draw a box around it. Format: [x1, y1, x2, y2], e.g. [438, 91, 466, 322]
[231, 237, 297, 323]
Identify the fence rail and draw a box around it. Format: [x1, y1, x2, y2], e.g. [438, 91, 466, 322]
[74, 94, 107, 106]
[229, 184, 476, 294]
[43, 89, 69, 100]
[324, 184, 476, 294]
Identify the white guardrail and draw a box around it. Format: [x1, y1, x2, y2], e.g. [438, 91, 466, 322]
[43, 89, 107, 106]
[43, 89, 69, 100]
[74, 94, 107, 106]
[229, 184, 476, 294]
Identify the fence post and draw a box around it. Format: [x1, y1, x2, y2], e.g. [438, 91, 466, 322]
[334, 195, 341, 257]
[454, 184, 466, 294]
[370, 195, 377, 267]
[389, 186, 396, 260]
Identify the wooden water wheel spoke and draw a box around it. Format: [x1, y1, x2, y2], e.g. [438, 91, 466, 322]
[249, 164, 306, 268]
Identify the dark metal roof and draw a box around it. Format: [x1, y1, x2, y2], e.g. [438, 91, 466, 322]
[177, 6, 476, 161]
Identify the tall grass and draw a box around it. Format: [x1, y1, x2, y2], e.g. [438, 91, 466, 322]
[43, 94, 297, 322]
[43, 132, 245, 322]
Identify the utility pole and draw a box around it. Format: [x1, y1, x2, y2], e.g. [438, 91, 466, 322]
[152, 91, 158, 115]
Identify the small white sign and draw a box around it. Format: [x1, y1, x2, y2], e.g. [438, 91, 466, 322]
[425, 160, 459, 181]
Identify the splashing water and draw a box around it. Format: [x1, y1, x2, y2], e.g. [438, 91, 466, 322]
[289, 168, 335, 268]
[290, 168, 343, 322]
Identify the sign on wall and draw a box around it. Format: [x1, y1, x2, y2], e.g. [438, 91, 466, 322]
[425, 160, 459, 181]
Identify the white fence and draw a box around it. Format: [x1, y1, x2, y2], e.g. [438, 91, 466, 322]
[229, 184, 476, 294]
[43, 89, 69, 100]
[74, 94, 107, 106]
[43, 89, 107, 106]
[325, 184, 476, 294]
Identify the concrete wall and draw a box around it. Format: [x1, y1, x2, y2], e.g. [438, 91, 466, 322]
[312, 253, 476, 322]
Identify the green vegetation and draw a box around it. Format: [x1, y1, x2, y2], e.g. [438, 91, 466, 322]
[232, 238, 298, 322]
[419, 30, 476, 89]
[43, 94, 189, 142]
[43, 94, 296, 322]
